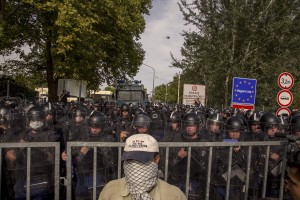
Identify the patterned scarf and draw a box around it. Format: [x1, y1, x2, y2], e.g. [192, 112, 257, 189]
[124, 160, 158, 200]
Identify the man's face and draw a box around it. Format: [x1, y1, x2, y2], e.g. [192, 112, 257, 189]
[171, 123, 178, 130]
[90, 127, 102, 135]
[185, 125, 197, 136]
[228, 130, 240, 139]
[208, 123, 220, 134]
[45, 114, 53, 122]
[137, 126, 148, 133]
[250, 124, 261, 133]
[122, 110, 129, 118]
[75, 116, 84, 124]
[29, 119, 44, 131]
[267, 125, 278, 137]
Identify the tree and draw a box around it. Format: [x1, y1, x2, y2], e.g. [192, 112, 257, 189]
[104, 86, 115, 93]
[153, 73, 181, 105]
[172, 0, 300, 109]
[0, 0, 152, 101]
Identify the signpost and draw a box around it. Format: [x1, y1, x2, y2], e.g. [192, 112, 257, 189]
[182, 84, 206, 106]
[276, 107, 291, 116]
[278, 72, 294, 90]
[276, 72, 294, 116]
[231, 77, 257, 109]
[276, 89, 293, 107]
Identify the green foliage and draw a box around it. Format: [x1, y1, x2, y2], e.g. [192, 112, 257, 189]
[104, 86, 115, 93]
[153, 74, 181, 104]
[0, 0, 152, 100]
[171, 0, 300, 110]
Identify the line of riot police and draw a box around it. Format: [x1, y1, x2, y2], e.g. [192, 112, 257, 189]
[1, 97, 300, 199]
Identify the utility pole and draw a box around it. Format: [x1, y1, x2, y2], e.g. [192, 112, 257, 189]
[177, 72, 180, 104]
[165, 83, 168, 104]
[143, 63, 155, 101]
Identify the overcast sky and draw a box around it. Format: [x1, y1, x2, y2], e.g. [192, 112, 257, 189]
[132, 0, 187, 94]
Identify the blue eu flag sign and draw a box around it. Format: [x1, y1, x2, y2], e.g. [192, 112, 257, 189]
[232, 77, 257, 105]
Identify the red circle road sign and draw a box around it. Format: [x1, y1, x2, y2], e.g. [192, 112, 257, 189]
[276, 107, 291, 116]
[277, 89, 293, 107]
[278, 72, 294, 90]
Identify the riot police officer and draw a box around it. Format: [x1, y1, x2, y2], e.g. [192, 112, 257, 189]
[7, 106, 58, 199]
[116, 104, 133, 142]
[164, 111, 182, 142]
[150, 103, 167, 141]
[62, 107, 89, 144]
[168, 112, 207, 199]
[259, 112, 283, 198]
[74, 111, 117, 199]
[203, 112, 224, 142]
[290, 114, 300, 136]
[212, 116, 250, 200]
[247, 112, 264, 141]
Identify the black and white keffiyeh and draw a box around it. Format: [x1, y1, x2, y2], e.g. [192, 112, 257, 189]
[124, 160, 158, 200]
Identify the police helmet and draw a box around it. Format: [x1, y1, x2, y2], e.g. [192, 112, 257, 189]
[206, 113, 224, 133]
[183, 112, 200, 128]
[289, 114, 300, 135]
[27, 106, 45, 121]
[0, 106, 11, 127]
[72, 107, 87, 118]
[168, 111, 181, 123]
[259, 112, 279, 132]
[249, 112, 264, 125]
[41, 103, 56, 116]
[205, 108, 214, 119]
[121, 104, 130, 112]
[245, 109, 254, 120]
[0, 106, 11, 120]
[88, 111, 106, 128]
[133, 108, 144, 116]
[226, 116, 245, 132]
[133, 112, 151, 129]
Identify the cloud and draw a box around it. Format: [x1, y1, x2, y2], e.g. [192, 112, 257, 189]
[134, 0, 186, 93]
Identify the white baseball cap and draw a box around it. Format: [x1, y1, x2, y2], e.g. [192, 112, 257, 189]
[121, 134, 159, 163]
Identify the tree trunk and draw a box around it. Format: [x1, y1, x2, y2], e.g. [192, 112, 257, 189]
[226, 1, 237, 107]
[45, 30, 58, 101]
[224, 75, 229, 107]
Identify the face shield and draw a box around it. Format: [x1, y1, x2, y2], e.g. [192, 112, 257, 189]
[206, 119, 223, 134]
[266, 123, 279, 137]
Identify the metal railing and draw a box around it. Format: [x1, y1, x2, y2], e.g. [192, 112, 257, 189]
[66, 140, 288, 200]
[0, 142, 60, 200]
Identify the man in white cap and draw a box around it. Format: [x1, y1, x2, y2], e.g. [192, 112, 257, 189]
[99, 133, 187, 200]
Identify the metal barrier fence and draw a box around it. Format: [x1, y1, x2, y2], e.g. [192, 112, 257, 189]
[66, 140, 288, 200]
[0, 142, 60, 200]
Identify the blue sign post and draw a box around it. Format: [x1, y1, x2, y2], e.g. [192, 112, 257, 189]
[231, 77, 257, 108]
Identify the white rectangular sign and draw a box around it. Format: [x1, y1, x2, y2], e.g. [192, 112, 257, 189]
[57, 79, 87, 98]
[183, 84, 206, 106]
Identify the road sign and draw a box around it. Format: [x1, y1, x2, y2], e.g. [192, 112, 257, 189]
[277, 89, 293, 107]
[276, 107, 291, 116]
[232, 77, 257, 105]
[278, 72, 294, 90]
[232, 104, 254, 110]
[183, 84, 206, 106]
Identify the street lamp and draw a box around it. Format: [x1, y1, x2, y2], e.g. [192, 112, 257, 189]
[142, 63, 155, 100]
[165, 83, 169, 104]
